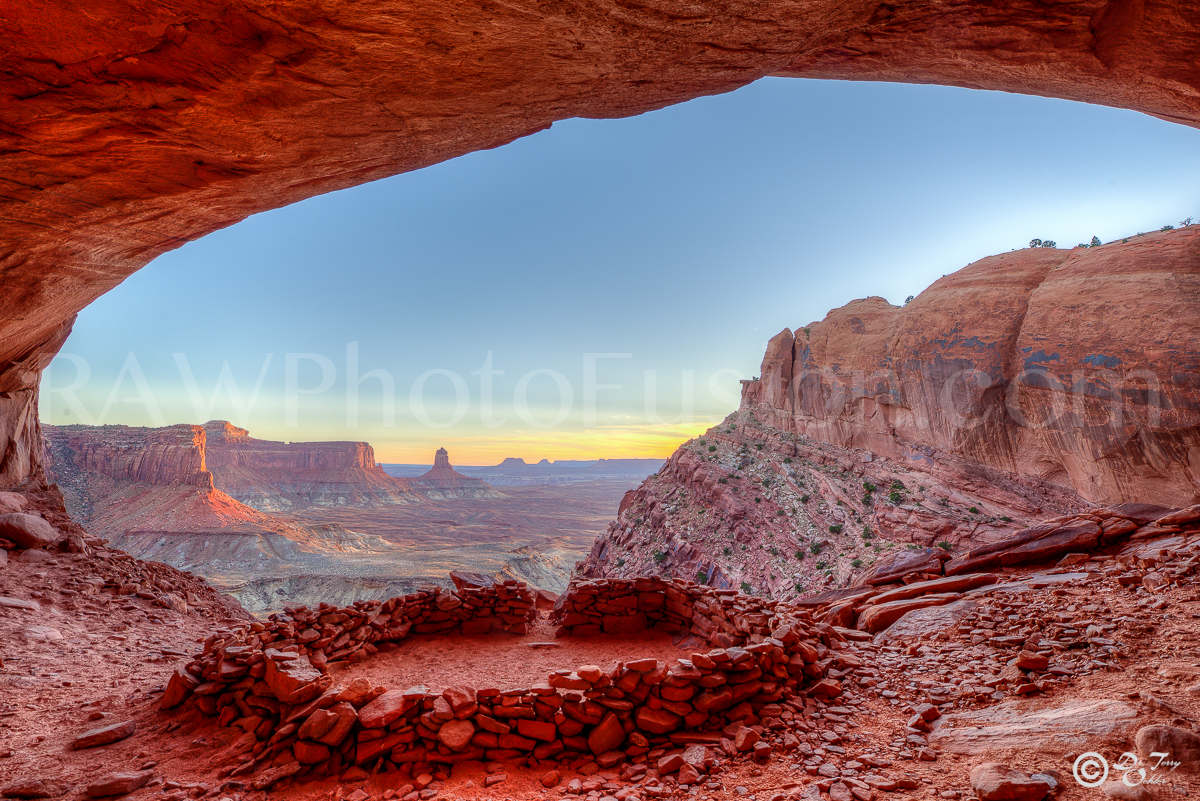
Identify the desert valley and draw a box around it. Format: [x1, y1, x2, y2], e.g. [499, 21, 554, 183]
[3, 4, 1200, 801]
[40, 419, 657, 612]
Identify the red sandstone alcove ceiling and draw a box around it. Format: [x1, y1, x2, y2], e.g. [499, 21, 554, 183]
[1, 0, 1199, 484]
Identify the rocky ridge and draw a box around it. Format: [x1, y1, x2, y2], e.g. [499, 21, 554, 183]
[580, 232, 1200, 598]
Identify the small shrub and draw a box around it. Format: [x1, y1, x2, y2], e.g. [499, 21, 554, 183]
[863, 481, 877, 492]
[708, 445, 717, 452]
[851, 558, 863, 568]
[723, 547, 732, 556]
[740, 581, 753, 594]
[783, 457, 793, 464]
[810, 541, 823, 555]
[776, 509, 786, 516]
[794, 581, 806, 594]
[794, 549, 806, 560]
[888, 489, 903, 505]
[968, 506, 980, 514]
[653, 550, 667, 564]
[801, 494, 810, 503]
[615, 558, 625, 567]
[1000, 515, 1012, 522]
[828, 524, 843, 534]
[936, 541, 952, 551]
[696, 571, 708, 584]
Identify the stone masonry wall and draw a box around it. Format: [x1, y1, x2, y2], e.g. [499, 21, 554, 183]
[160, 577, 840, 788]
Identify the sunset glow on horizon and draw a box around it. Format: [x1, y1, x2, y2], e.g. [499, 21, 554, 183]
[365, 418, 716, 465]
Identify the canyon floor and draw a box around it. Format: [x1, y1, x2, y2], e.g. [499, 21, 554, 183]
[3, 518, 1198, 801]
[201, 481, 633, 614]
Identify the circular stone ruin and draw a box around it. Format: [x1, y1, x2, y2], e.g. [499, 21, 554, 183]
[160, 576, 842, 786]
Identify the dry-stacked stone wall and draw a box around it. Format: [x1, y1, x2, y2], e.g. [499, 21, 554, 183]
[160, 576, 839, 787]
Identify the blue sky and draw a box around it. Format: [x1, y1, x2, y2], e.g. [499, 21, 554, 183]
[40, 78, 1200, 463]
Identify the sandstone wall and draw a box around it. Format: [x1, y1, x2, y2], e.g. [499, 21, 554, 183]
[42, 421, 417, 518]
[740, 230, 1200, 507]
[202, 421, 417, 510]
[161, 577, 839, 786]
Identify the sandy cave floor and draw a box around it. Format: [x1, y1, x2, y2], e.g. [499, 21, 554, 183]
[326, 618, 691, 691]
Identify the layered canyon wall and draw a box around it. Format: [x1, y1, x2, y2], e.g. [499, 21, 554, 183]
[202, 421, 418, 511]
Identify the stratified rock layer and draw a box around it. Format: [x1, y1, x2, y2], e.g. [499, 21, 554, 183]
[3, 0, 1200, 488]
[202, 421, 417, 511]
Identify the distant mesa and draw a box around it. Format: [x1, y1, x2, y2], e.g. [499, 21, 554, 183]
[41, 419, 422, 532]
[199, 420, 418, 512]
[380, 455, 664, 487]
[409, 448, 501, 500]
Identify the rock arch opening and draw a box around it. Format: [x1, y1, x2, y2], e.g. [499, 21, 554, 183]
[3, 0, 1200, 488]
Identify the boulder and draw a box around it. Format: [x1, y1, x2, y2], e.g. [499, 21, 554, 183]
[159, 668, 199, 709]
[0, 513, 61, 549]
[856, 593, 960, 633]
[70, 720, 136, 750]
[1134, 724, 1200, 768]
[969, 763, 1054, 801]
[931, 699, 1138, 755]
[1, 779, 66, 799]
[84, 771, 153, 798]
[867, 573, 997, 605]
[0, 491, 26, 514]
[1154, 504, 1200, 527]
[861, 548, 950, 585]
[875, 599, 977, 643]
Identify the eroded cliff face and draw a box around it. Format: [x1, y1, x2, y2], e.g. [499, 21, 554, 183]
[2, 1, 1200, 489]
[202, 420, 418, 511]
[43, 422, 286, 536]
[744, 229, 1200, 507]
[579, 230, 1200, 598]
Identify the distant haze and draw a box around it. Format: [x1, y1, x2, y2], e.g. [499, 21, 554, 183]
[40, 78, 1200, 463]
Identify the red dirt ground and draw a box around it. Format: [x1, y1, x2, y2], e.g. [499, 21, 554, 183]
[326, 618, 690, 691]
